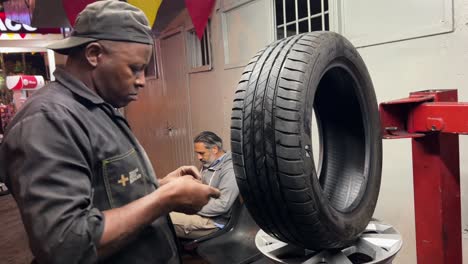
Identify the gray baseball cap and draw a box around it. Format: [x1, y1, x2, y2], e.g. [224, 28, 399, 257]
[47, 0, 153, 54]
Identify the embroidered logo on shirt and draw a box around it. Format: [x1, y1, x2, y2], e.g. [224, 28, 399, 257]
[118, 175, 129, 187]
[117, 168, 142, 187]
[129, 168, 142, 184]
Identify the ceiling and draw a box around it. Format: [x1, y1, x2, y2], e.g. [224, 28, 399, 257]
[152, 0, 185, 36]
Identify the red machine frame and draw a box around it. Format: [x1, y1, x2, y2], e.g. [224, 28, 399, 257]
[380, 89, 463, 264]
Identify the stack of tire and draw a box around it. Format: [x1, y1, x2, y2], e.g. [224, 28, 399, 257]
[231, 32, 382, 250]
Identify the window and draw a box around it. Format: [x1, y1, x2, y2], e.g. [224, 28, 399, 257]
[275, 0, 329, 40]
[187, 23, 212, 72]
[145, 43, 159, 79]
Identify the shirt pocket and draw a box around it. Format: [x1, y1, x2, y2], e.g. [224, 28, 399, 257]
[102, 148, 150, 208]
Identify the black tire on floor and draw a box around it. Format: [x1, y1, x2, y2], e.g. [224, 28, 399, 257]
[230, 32, 382, 250]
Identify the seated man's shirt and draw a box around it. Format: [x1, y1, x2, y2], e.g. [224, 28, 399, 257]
[198, 152, 239, 227]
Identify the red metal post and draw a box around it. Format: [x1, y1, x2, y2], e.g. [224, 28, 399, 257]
[412, 134, 461, 264]
[380, 90, 462, 264]
[411, 90, 462, 264]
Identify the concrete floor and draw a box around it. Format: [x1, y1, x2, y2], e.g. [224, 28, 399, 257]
[0, 193, 273, 264]
[181, 252, 274, 264]
[0, 194, 33, 264]
[182, 254, 274, 264]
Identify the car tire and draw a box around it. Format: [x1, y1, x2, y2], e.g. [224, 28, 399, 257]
[230, 32, 382, 249]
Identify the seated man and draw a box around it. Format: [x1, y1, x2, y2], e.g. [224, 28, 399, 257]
[171, 131, 239, 239]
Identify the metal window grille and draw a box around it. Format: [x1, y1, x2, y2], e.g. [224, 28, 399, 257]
[275, 0, 330, 40]
[187, 23, 212, 71]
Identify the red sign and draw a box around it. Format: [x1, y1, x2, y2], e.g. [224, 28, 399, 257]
[6, 75, 45, 91]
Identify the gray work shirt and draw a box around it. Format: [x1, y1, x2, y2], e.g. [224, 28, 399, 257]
[198, 152, 239, 225]
[0, 68, 179, 264]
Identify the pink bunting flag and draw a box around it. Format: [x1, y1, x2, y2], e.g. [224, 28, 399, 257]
[185, 0, 216, 40]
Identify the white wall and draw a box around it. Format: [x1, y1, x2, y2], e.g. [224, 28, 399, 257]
[348, 0, 468, 263]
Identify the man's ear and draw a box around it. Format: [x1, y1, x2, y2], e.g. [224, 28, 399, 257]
[84, 42, 104, 67]
[212, 146, 219, 155]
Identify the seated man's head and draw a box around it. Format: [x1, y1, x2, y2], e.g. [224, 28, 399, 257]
[47, 0, 154, 108]
[194, 131, 225, 168]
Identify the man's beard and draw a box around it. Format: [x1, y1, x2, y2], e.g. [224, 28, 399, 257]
[202, 159, 215, 168]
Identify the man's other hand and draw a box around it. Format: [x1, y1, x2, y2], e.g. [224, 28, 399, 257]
[160, 176, 220, 214]
[159, 165, 201, 186]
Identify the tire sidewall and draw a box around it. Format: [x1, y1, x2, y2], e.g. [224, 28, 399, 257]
[300, 32, 382, 242]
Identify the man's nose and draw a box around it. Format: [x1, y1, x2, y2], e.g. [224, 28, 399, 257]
[197, 154, 202, 161]
[135, 72, 146, 88]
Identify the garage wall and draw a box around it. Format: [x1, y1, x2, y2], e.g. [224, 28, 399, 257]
[168, 0, 274, 156]
[340, 0, 468, 263]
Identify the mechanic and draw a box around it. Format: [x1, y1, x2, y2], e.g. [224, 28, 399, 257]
[171, 131, 239, 239]
[0, 1, 220, 263]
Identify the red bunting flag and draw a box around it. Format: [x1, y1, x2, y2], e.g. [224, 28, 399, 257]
[185, 0, 216, 40]
[62, 0, 96, 27]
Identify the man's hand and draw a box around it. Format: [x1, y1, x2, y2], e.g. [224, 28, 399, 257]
[159, 176, 220, 214]
[159, 165, 201, 186]
[99, 175, 220, 257]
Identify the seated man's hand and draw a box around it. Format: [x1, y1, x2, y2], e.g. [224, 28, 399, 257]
[160, 176, 220, 214]
[159, 165, 201, 186]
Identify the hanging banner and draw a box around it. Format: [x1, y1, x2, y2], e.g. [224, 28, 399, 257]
[0, 12, 61, 39]
[185, 0, 216, 40]
[2, 0, 34, 25]
[62, 0, 96, 27]
[127, 0, 163, 28]
[0, 12, 36, 37]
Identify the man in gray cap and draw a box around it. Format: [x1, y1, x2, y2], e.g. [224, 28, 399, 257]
[0, 1, 220, 263]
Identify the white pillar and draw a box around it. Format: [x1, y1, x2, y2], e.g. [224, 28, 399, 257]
[47, 49, 56, 81]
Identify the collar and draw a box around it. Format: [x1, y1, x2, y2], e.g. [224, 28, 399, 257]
[206, 153, 227, 171]
[54, 67, 105, 105]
